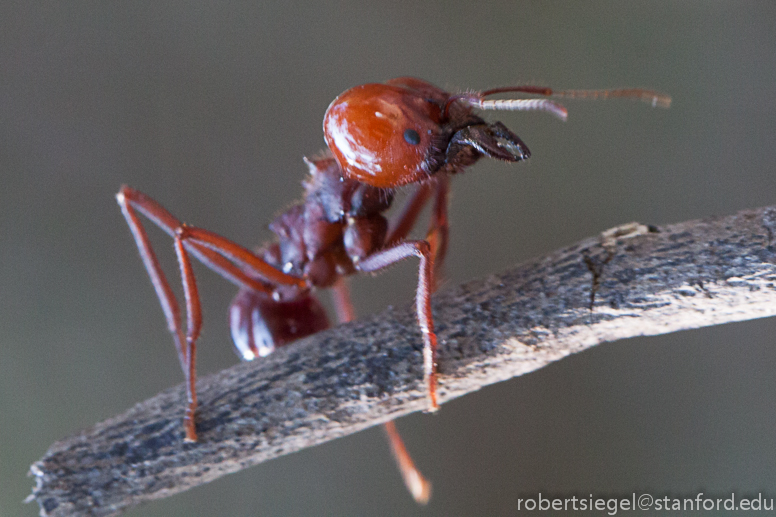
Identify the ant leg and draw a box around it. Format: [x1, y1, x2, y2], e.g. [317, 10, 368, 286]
[174, 232, 201, 442]
[330, 279, 432, 504]
[386, 182, 433, 245]
[116, 188, 187, 370]
[117, 188, 200, 440]
[357, 240, 438, 410]
[385, 177, 449, 289]
[176, 225, 306, 290]
[427, 175, 449, 288]
[117, 186, 307, 441]
[118, 187, 305, 296]
[383, 421, 431, 504]
[330, 277, 357, 324]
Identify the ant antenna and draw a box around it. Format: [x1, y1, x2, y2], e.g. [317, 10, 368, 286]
[449, 86, 671, 122]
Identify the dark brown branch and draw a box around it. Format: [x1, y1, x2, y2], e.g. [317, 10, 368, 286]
[28, 206, 776, 516]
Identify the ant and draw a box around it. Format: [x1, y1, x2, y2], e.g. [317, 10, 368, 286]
[117, 77, 669, 503]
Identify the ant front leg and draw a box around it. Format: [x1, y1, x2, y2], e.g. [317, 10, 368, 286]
[386, 182, 433, 246]
[357, 240, 439, 411]
[427, 176, 449, 288]
[117, 186, 306, 441]
[386, 177, 450, 290]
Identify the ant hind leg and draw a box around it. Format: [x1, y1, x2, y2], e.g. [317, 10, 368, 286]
[117, 186, 307, 441]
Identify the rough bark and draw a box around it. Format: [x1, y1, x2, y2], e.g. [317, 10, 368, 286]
[28, 205, 776, 516]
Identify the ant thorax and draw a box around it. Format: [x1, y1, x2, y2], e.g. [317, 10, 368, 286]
[259, 155, 395, 291]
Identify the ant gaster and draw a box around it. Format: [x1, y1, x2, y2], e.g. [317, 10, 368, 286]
[117, 77, 669, 503]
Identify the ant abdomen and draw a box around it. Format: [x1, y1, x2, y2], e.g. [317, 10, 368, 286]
[229, 288, 330, 361]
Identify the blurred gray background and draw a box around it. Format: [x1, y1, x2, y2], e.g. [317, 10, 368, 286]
[2, 2, 775, 516]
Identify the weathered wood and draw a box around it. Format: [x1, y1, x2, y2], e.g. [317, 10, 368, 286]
[28, 205, 776, 516]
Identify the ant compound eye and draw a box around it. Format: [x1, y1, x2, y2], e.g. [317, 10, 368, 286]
[403, 129, 421, 145]
[323, 82, 445, 188]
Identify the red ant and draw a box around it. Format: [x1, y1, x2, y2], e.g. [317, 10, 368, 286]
[117, 77, 669, 503]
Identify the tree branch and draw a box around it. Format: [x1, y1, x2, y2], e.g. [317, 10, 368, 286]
[28, 206, 776, 516]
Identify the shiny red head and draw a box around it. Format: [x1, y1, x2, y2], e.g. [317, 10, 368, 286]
[323, 77, 531, 189]
[323, 80, 443, 188]
[323, 78, 670, 189]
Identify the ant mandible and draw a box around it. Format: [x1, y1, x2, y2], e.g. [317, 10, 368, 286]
[117, 77, 669, 503]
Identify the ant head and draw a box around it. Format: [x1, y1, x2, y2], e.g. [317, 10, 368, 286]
[323, 78, 532, 189]
[323, 78, 670, 189]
